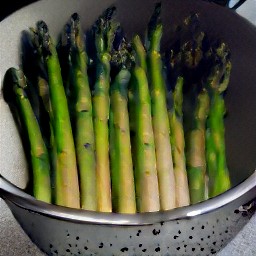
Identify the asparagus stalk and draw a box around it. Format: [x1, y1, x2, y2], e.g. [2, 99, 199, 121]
[129, 35, 147, 165]
[110, 71, 136, 213]
[206, 45, 231, 197]
[186, 89, 209, 204]
[146, 3, 176, 210]
[109, 38, 136, 213]
[168, 77, 190, 207]
[91, 7, 118, 212]
[5, 68, 51, 203]
[21, 29, 57, 202]
[168, 24, 207, 205]
[63, 13, 97, 211]
[37, 21, 80, 208]
[131, 65, 160, 212]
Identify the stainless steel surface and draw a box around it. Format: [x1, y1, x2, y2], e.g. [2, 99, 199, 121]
[1, 172, 256, 225]
[3, 198, 255, 256]
[0, 0, 256, 255]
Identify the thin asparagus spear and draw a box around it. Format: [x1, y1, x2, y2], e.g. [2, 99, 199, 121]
[109, 108, 118, 210]
[128, 35, 147, 170]
[186, 89, 209, 204]
[146, 3, 176, 210]
[37, 77, 57, 203]
[66, 13, 97, 211]
[23, 29, 57, 203]
[37, 21, 80, 208]
[206, 45, 231, 197]
[131, 66, 160, 212]
[168, 77, 190, 207]
[5, 68, 51, 203]
[91, 7, 118, 212]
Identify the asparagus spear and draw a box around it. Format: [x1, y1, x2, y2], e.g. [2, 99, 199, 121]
[63, 13, 97, 211]
[4, 68, 51, 203]
[37, 21, 80, 208]
[181, 31, 208, 204]
[22, 29, 57, 202]
[146, 3, 176, 210]
[168, 77, 190, 207]
[206, 44, 231, 197]
[128, 35, 147, 173]
[186, 89, 209, 204]
[168, 24, 207, 205]
[109, 38, 136, 213]
[131, 65, 160, 212]
[91, 7, 118, 212]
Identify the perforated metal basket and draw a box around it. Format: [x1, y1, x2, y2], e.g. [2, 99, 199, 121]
[0, 0, 256, 255]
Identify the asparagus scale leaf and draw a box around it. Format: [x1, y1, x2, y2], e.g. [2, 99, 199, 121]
[37, 21, 80, 208]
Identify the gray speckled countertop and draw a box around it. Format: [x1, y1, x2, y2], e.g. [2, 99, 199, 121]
[0, 0, 256, 255]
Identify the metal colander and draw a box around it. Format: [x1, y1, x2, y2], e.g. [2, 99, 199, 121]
[1, 0, 256, 255]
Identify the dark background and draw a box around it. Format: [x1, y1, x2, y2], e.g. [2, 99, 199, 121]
[0, 0, 243, 21]
[0, 0, 38, 21]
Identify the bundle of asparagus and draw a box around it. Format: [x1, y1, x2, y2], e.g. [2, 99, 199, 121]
[3, 3, 232, 212]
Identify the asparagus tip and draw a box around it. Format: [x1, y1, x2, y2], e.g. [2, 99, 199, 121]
[36, 20, 52, 56]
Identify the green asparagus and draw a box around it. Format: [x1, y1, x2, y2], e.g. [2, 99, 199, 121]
[145, 4, 176, 210]
[131, 66, 160, 212]
[91, 7, 119, 212]
[186, 89, 209, 204]
[168, 77, 190, 206]
[65, 13, 97, 211]
[206, 44, 231, 197]
[109, 38, 136, 213]
[5, 68, 51, 203]
[37, 21, 80, 208]
[129, 35, 147, 170]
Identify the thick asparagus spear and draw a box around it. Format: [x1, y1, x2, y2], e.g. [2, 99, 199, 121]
[109, 38, 136, 213]
[91, 7, 118, 212]
[64, 13, 97, 211]
[110, 71, 136, 213]
[146, 3, 176, 210]
[5, 68, 51, 203]
[37, 21, 80, 208]
[131, 65, 160, 212]
[206, 44, 231, 197]
[168, 77, 190, 207]
[186, 89, 209, 204]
